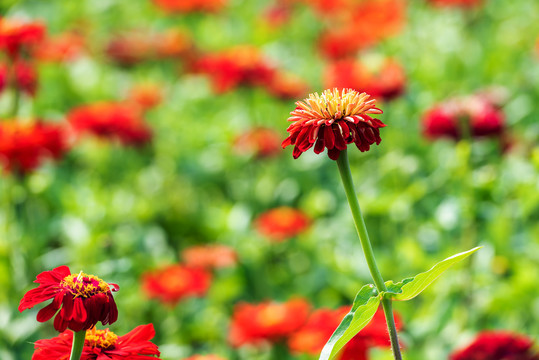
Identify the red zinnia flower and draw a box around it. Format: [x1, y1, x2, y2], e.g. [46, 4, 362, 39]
[0, 121, 69, 174]
[254, 206, 311, 241]
[67, 102, 152, 146]
[35, 32, 85, 63]
[0, 17, 45, 58]
[184, 356, 226, 360]
[266, 71, 309, 100]
[0, 63, 7, 93]
[13, 60, 38, 96]
[428, 0, 483, 8]
[234, 127, 283, 158]
[282, 88, 385, 160]
[152, 0, 226, 13]
[181, 245, 238, 270]
[127, 83, 163, 111]
[450, 331, 539, 360]
[141, 264, 212, 305]
[18, 266, 119, 332]
[229, 298, 310, 347]
[32, 324, 161, 359]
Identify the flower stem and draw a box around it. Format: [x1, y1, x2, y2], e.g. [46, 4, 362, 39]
[69, 330, 86, 360]
[336, 149, 402, 360]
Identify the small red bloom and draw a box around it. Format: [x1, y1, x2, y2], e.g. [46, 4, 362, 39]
[181, 245, 238, 270]
[0, 17, 46, 58]
[428, 0, 483, 8]
[282, 88, 385, 160]
[450, 331, 539, 360]
[127, 83, 163, 111]
[141, 264, 212, 305]
[152, 0, 226, 13]
[184, 356, 226, 360]
[67, 102, 152, 147]
[19, 266, 119, 333]
[229, 298, 310, 347]
[234, 127, 283, 158]
[0, 120, 69, 174]
[14, 60, 38, 96]
[35, 32, 85, 62]
[266, 71, 309, 100]
[254, 206, 311, 241]
[32, 324, 161, 360]
[0, 63, 7, 93]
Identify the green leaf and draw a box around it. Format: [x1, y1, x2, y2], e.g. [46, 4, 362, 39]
[384, 247, 481, 301]
[319, 284, 380, 360]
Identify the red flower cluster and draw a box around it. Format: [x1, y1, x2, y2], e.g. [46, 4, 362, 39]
[0, 17, 45, 58]
[141, 264, 212, 305]
[422, 93, 505, 141]
[428, 0, 483, 8]
[450, 331, 539, 360]
[18, 266, 119, 332]
[181, 245, 238, 270]
[32, 324, 161, 360]
[254, 206, 311, 241]
[290, 307, 402, 360]
[229, 299, 310, 347]
[234, 127, 283, 158]
[0, 120, 69, 174]
[282, 88, 385, 160]
[67, 102, 152, 146]
[324, 59, 406, 101]
[152, 0, 226, 13]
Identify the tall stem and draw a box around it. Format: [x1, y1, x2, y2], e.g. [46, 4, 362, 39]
[336, 149, 402, 360]
[69, 330, 86, 360]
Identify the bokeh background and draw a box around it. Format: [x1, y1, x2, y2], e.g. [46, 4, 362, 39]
[1, 0, 538, 359]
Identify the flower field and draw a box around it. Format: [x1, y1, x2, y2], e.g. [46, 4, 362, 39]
[1, 0, 539, 359]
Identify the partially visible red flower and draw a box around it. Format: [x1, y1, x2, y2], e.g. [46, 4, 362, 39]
[152, 0, 226, 13]
[262, 4, 292, 28]
[184, 355, 226, 360]
[324, 59, 406, 100]
[0, 63, 6, 93]
[428, 0, 483, 8]
[32, 324, 161, 360]
[450, 331, 539, 360]
[181, 245, 237, 270]
[154, 29, 194, 60]
[282, 88, 385, 160]
[35, 32, 85, 62]
[194, 46, 276, 93]
[234, 127, 283, 158]
[229, 298, 310, 347]
[254, 206, 311, 241]
[141, 264, 212, 305]
[19, 266, 119, 333]
[266, 71, 309, 100]
[127, 83, 163, 111]
[13, 60, 38, 96]
[0, 121, 69, 174]
[0, 17, 45, 58]
[67, 102, 152, 147]
[105, 31, 156, 66]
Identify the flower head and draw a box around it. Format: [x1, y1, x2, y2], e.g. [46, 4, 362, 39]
[152, 0, 226, 13]
[255, 206, 311, 241]
[282, 88, 385, 160]
[0, 17, 45, 58]
[234, 127, 283, 158]
[428, 0, 483, 8]
[35, 32, 85, 63]
[181, 245, 237, 270]
[229, 299, 310, 347]
[127, 83, 164, 111]
[32, 324, 161, 359]
[141, 264, 212, 305]
[450, 331, 539, 360]
[18, 266, 119, 332]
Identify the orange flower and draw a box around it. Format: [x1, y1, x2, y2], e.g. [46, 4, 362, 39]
[105, 30, 157, 66]
[324, 59, 406, 100]
[127, 83, 163, 111]
[428, 0, 483, 7]
[35, 32, 85, 62]
[181, 245, 237, 270]
[234, 127, 283, 158]
[152, 0, 226, 13]
[154, 29, 193, 59]
[183, 356, 226, 360]
[229, 299, 310, 347]
[266, 72, 309, 100]
[282, 88, 384, 160]
[141, 264, 212, 305]
[254, 207, 311, 241]
[0, 17, 45, 58]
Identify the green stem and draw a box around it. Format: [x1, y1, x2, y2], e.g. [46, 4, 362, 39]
[336, 149, 402, 360]
[69, 330, 86, 360]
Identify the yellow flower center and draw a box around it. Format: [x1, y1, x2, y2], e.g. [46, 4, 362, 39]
[60, 271, 110, 298]
[85, 327, 118, 349]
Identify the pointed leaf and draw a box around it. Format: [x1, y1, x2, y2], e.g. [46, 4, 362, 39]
[384, 247, 481, 301]
[319, 284, 380, 360]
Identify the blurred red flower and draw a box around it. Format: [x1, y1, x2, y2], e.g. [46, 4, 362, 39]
[194, 46, 276, 93]
[428, 0, 483, 8]
[35, 32, 85, 62]
[0, 17, 45, 58]
[127, 83, 163, 111]
[324, 59, 406, 100]
[18, 266, 119, 333]
[67, 102, 152, 146]
[0, 63, 7, 93]
[254, 206, 311, 241]
[183, 356, 226, 360]
[234, 127, 283, 158]
[229, 298, 310, 347]
[0, 120, 69, 174]
[267, 71, 309, 100]
[261, 4, 292, 28]
[32, 324, 161, 360]
[181, 245, 238, 270]
[141, 264, 212, 305]
[289, 307, 402, 360]
[450, 331, 539, 360]
[13, 60, 38, 96]
[152, 0, 226, 13]
[282, 88, 384, 160]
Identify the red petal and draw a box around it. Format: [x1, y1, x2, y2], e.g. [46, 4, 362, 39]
[324, 125, 335, 149]
[72, 297, 87, 323]
[327, 148, 341, 160]
[313, 136, 325, 154]
[333, 127, 347, 151]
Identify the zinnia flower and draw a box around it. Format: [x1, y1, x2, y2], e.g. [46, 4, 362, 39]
[234, 127, 283, 158]
[141, 264, 212, 305]
[450, 331, 539, 360]
[0, 17, 45, 58]
[13, 60, 38, 96]
[152, 0, 226, 13]
[32, 324, 161, 359]
[18, 266, 119, 332]
[428, 0, 483, 8]
[0, 63, 7, 94]
[181, 245, 237, 270]
[266, 71, 309, 100]
[35, 32, 85, 62]
[282, 88, 385, 160]
[183, 356, 226, 360]
[127, 83, 163, 111]
[229, 298, 310, 347]
[254, 206, 311, 241]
